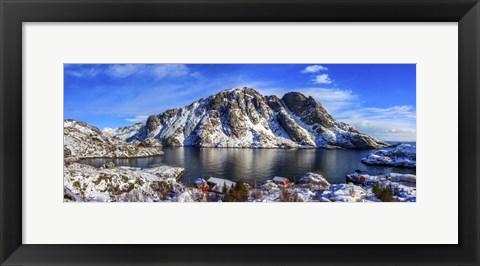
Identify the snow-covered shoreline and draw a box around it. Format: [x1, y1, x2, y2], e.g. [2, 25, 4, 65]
[64, 162, 416, 202]
[64, 119, 415, 203]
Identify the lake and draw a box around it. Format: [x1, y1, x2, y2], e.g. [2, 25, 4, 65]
[79, 145, 416, 185]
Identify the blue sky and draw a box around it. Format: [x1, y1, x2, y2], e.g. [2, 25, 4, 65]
[64, 64, 416, 141]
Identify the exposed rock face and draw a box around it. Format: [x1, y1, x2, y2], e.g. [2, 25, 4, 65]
[282, 92, 335, 128]
[64, 119, 163, 160]
[107, 87, 388, 149]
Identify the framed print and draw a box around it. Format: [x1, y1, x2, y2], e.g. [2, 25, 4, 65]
[62, 63, 417, 204]
[1, 0, 479, 265]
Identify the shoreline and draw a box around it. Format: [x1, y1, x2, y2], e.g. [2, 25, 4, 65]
[63, 160, 416, 203]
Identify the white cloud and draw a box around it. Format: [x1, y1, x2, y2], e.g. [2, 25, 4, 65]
[106, 64, 145, 78]
[301, 88, 356, 102]
[301, 65, 328, 73]
[106, 64, 191, 79]
[337, 106, 416, 121]
[313, 74, 333, 84]
[189, 71, 203, 78]
[107, 64, 147, 78]
[66, 64, 195, 79]
[300, 65, 333, 85]
[151, 64, 189, 78]
[335, 105, 417, 141]
[298, 88, 358, 113]
[125, 115, 149, 123]
[65, 65, 103, 78]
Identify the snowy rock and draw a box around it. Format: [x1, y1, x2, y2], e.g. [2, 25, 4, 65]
[64, 119, 164, 160]
[63, 162, 186, 202]
[175, 190, 195, 202]
[103, 123, 146, 142]
[298, 172, 330, 188]
[320, 183, 378, 202]
[362, 144, 416, 168]
[346, 171, 416, 202]
[106, 88, 389, 149]
[387, 173, 416, 183]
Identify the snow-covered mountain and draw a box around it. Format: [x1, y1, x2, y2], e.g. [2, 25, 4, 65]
[64, 119, 163, 160]
[104, 88, 389, 149]
[103, 123, 146, 142]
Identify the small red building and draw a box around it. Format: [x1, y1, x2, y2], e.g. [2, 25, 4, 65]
[272, 176, 289, 186]
[193, 178, 209, 192]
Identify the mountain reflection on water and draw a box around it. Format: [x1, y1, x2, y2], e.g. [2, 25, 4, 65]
[79, 146, 416, 185]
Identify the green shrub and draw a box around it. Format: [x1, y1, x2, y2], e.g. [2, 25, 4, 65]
[393, 186, 400, 197]
[223, 179, 249, 202]
[372, 183, 394, 202]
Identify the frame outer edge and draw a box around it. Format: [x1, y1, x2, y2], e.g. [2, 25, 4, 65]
[1, 0, 480, 265]
[0, 0, 23, 265]
[0, 0, 4, 263]
[0, 0, 7, 264]
[459, 1, 480, 265]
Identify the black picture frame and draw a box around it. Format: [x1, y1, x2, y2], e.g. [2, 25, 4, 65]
[1, 0, 479, 265]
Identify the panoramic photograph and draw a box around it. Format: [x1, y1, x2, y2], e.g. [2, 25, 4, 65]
[63, 64, 416, 202]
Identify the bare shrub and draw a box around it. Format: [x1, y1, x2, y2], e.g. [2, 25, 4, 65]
[250, 189, 263, 200]
[194, 191, 208, 202]
[280, 187, 303, 202]
[348, 187, 355, 197]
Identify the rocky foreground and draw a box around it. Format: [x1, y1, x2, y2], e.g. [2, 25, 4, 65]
[105, 88, 388, 149]
[362, 144, 416, 168]
[64, 163, 416, 202]
[252, 172, 415, 202]
[64, 162, 187, 202]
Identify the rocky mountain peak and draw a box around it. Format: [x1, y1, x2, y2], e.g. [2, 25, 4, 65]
[107, 88, 389, 149]
[282, 91, 335, 128]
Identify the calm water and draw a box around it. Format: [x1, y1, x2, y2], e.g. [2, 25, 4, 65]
[79, 145, 416, 185]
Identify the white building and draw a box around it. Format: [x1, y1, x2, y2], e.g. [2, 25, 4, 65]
[206, 177, 236, 193]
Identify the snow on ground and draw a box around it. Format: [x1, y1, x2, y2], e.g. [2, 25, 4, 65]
[346, 171, 416, 202]
[103, 123, 145, 141]
[64, 165, 416, 202]
[249, 171, 416, 202]
[64, 162, 187, 202]
[320, 183, 379, 202]
[250, 172, 376, 202]
[64, 119, 164, 160]
[362, 144, 416, 168]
